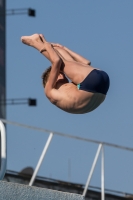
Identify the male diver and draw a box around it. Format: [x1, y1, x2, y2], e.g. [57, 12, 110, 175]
[21, 34, 110, 114]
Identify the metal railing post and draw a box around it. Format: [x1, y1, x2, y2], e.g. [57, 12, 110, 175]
[83, 144, 102, 197]
[29, 132, 53, 186]
[0, 120, 7, 179]
[101, 145, 105, 200]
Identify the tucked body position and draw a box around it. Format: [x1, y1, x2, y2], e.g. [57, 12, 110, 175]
[21, 34, 110, 114]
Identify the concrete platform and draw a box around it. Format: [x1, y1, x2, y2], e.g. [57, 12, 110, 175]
[0, 181, 85, 200]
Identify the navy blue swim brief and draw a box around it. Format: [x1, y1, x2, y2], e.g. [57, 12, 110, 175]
[77, 69, 110, 95]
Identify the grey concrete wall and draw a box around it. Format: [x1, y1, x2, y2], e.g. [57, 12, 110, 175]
[0, 181, 85, 200]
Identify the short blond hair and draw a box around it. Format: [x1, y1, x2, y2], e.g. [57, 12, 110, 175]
[42, 66, 51, 88]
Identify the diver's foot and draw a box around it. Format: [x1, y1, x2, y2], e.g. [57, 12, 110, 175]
[21, 34, 46, 51]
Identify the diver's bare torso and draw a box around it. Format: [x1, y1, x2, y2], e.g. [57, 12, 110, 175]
[46, 82, 106, 114]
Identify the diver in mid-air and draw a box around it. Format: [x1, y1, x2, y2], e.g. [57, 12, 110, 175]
[21, 34, 110, 114]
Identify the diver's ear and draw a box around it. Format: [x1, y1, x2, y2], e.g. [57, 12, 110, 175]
[59, 72, 64, 78]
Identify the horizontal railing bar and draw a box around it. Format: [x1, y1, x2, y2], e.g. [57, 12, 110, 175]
[6, 12, 28, 16]
[0, 12, 27, 16]
[0, 8, 32, 16]
[0, 98, 29, 101]
[6, 8, 28, 11]
[1, 118, 133, 152]
[0, 102, 28, 105]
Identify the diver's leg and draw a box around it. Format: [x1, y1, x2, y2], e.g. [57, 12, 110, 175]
[39, 34, 75, 62]
[21, 34, 52, 61]
[21, 34, 94, 84]
[38, 38, 94, 84]
[50, 47, 94, 84]
[21, 34, 75, 63]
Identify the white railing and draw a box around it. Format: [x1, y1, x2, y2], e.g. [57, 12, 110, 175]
[83, 144, 104, 197]
[1, 118, 133, 199]
[0, 120, 7, 180]
[29, 133, 53, 186]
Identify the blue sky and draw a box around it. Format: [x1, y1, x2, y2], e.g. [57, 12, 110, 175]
[5, 0, 133, 194]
